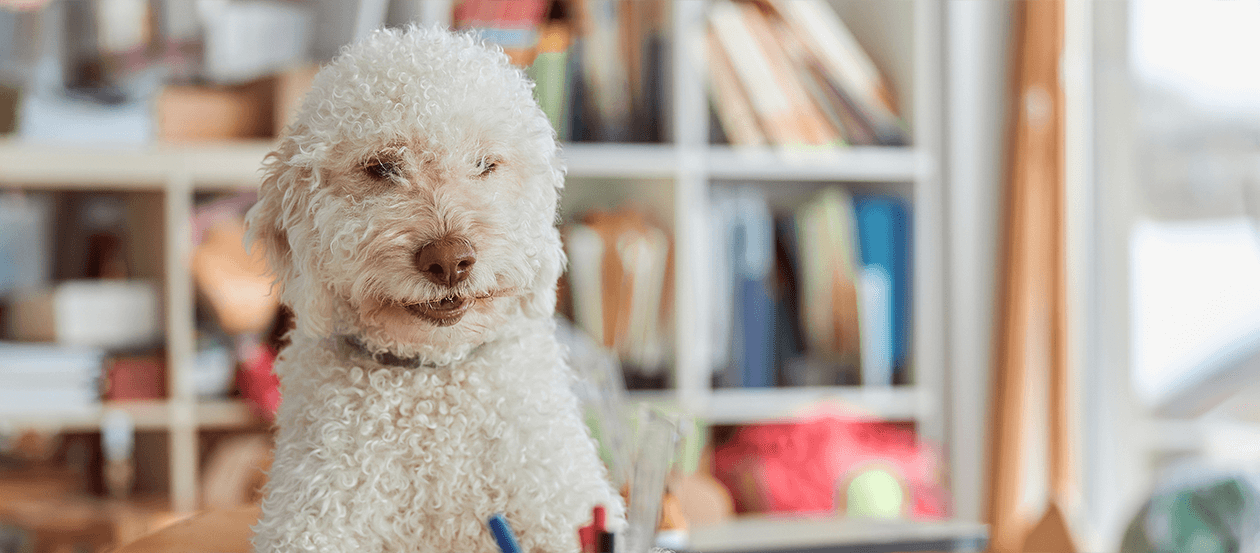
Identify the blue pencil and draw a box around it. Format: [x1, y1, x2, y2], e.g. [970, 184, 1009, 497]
[487, 513, 522, 553]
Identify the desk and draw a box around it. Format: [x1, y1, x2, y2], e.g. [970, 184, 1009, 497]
[688, 516, 988, 553]
[112, 508, 987, 553]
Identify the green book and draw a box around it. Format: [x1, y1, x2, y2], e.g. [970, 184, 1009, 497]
[528, 48, 571, 142]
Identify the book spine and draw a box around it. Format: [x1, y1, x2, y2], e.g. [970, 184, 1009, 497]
[705, 31, 766, 147]
[708, 1, 800, 146]
[854, 196, 911, 373]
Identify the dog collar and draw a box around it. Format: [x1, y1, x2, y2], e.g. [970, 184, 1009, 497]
[336, 335, 483, 369]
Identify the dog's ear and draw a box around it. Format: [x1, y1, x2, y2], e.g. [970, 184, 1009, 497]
[245, 137, 304, 294]
[517, 152, 567, 319]
[521, 227, 566, 320]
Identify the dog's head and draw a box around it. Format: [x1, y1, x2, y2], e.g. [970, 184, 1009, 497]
[245, 26, 564, 362]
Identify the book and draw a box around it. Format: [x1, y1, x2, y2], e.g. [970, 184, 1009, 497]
[706, 194, 736, 376]
[772, 20, 878, 145]
[0, 191, 53, 296]
[709, 187, 776, 388]
[731, 189, 776, 388]
[564, 209, 671, 380]
[773, 214, 807, 363]
[0, 388, 101, 414]
[620, 223, 670, 372]
[736, 1, 841, 147]
[793, 189, 862, 379]
[0, 341, 105, 414]
[764, 0, 908, 145]
[708, 0, 803, 147]
[703, 189, 912, 388]
[853, 196, 911, 374]
[563, 223, 606, 345]
[704, 0, 908, 147]
[527, 22, 574, 140]
[465, 0, 669, 143]
[622, 0, 669, 142]
[706, 31, 767, 147]
[570, 0, 633, 141]
[0, 342, 105, 378]
[858, 265, 893, 386]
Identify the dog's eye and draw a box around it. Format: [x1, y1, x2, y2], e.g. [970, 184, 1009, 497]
[365, 161, 399, 179]
[475, 157, 498, 177]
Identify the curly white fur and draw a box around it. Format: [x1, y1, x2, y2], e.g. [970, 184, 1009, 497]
[245, 25, 625, 553]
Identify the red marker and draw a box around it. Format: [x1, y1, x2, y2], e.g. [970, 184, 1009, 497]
[578, 505, 608, 553]
[593, 505, 606, 534]
[578, 529, 591, 553]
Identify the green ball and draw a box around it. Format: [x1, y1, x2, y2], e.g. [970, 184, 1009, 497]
[846, 468, 904, 518]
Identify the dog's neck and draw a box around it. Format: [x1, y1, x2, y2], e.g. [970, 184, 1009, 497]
[334, 335, 487, 369]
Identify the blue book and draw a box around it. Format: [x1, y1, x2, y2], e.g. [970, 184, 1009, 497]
[736, 277, 775, 388]
[853, 196, 911, 373]
[716, 188, 776, 388]
[773, 215, 806, 380]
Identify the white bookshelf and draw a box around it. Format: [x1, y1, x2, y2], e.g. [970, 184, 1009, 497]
[0, 1, 968, 544]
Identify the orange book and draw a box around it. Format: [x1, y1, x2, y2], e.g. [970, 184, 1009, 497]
[707, 31, 766, 146]
[738, 2, 841, 146]
[708, 0, 803, 146]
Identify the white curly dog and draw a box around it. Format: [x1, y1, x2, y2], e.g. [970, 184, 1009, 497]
[245, 26, 625, 553]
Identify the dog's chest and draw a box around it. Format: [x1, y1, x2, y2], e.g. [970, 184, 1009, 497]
[292, 358, 563, 509]
[319, 365, 497, 448]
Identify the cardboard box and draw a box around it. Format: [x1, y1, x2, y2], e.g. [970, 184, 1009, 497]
[156, 80, 274, 142]
[272, 64, 319, 133]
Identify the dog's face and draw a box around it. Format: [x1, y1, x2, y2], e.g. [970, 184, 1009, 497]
[245, 27, 564, 361]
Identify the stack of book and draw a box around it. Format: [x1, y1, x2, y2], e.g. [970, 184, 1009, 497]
[708, 188, 910, 388]
[0, 342, 104, 415]
[706, 0, 907, 147]
[454, 0, 669, 143]
[562, 209, 671, 386]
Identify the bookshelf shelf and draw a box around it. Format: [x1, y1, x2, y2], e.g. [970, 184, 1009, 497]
[701, 386, 926, 424]
[0, 141, 680, 189]
[706, 145, 923, 183]
[0, 399, 261, 433]
[0, 140, 275, 189]
[628, 386, 925, 424]
[0, 141, 920, 190]
[689, 514, 987, 553]
[561, 142, 678, 179]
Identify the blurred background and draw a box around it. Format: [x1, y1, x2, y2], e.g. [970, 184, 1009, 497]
[0, 1, 1258, 552]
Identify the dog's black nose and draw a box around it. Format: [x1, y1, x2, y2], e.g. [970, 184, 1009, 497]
[414, 236, 476, 287]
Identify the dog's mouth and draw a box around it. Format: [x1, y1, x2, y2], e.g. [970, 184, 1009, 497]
[404, 296, 471, 326]
[398, 290, 509, 327]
